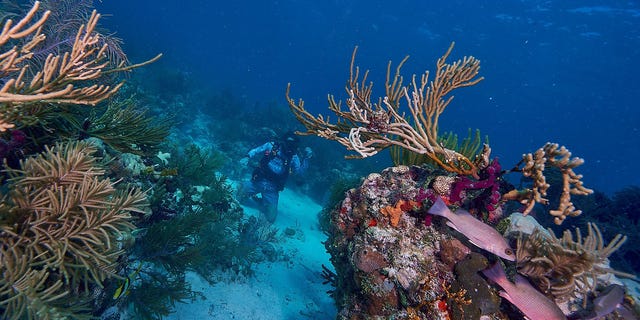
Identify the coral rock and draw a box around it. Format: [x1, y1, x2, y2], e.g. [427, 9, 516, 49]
[439, 238, 472, 270]
[354, 246, 388, 273]
[325, 165, 457, 319]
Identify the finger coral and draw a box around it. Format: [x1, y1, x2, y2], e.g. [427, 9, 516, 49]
[519, 142, 594, 224]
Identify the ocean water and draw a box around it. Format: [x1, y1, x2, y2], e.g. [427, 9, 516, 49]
[2, 1, 640, 319]
[96, 0, 640, 195]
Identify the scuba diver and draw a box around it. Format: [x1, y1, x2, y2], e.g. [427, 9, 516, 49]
[239, 131, 312, 223]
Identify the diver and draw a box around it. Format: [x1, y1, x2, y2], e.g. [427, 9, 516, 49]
[239, 131, 312, 223]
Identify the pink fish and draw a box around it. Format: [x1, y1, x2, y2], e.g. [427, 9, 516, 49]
[483, 262, 566, 320]
[428, 197, 515, 261]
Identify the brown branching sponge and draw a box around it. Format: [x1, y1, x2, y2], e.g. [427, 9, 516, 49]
[516, 142, 593, 225]
[286, 43, 485, 177]
[0, 1, 162, 131]
[0, 140, 148, 319]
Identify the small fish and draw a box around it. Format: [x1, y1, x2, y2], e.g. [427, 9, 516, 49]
[113, 263, 143, 300]
[582, 284, 637, 320]
[428, 196, 515, 261]
[483, 262, 566, 320]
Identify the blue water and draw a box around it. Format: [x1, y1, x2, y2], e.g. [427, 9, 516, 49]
[97, 0, 640, 195]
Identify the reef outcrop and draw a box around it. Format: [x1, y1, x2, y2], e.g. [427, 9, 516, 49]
[325, 165, 502, 319]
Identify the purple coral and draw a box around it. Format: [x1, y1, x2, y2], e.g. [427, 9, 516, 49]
[450, 158, 503, 219]
[0, 130, 27, 167]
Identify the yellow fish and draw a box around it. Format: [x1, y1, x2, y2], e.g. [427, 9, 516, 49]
[113, 263, 142, 300]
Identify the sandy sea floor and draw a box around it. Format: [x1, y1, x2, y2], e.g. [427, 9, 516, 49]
[166, 187, 337, 320]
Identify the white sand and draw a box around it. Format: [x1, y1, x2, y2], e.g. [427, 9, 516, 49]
[167, 187, 337, 320]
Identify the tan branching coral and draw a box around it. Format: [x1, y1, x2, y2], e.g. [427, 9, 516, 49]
[517, 142, 593, 224]
[0, 1, 161, 131]
[286, 43, 484, 177]
[516, 223, 634, 303]
[0, 141, 148, 319]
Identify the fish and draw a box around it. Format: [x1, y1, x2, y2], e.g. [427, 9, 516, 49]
[113, 263, 143, 300]
[427, 196, 515, 261]
[588, 284, 626, 319]
[582, 284, 637, 320]
[482, 262, 566, 320]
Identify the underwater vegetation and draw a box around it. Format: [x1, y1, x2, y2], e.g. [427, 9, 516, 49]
[0, 2, 256, 319]
[72, 97, 173, 156]
[516, 223, 633, 303]
[0, 1, 160, 133]
[391, 128, 489, 169]
[287, 43, 484, 176]
[0, 141, 148, 319]
[0, 1, 165, 318]
[125, 270, 196, 320]
[106, 138, 279, 318]
[0, 3, 281, 317]
[287, 43, 593, 225]
[290, 44, 638, 319]
[571, 186, 640, 275]
[170, 143, 227, 187]
[1, 1, 638, 319]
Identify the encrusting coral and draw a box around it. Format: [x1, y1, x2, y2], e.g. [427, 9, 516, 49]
[326, 166, 454, 319]
[0, 140, 148, 319]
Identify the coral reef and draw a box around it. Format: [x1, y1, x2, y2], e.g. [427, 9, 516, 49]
[0, 141, 147, 319]
[572, 187, 640, 274]
[391, 128, 488, 170]
[0, 1, 161, 131]
[325, 165, 501, 319]
[36, 0, 129, 66]
[171, 143, 227, 187]
[0, 3, 170, 318]
[287, 43, 485, 177]
[515, 142, 594, 225]
[448, 252, 501, 320]
[287, 45, 592, 225]
[296, 45, 631, 319]
[75, 97, 173, 156]
[0, 129, 26, 169]
[449, 157, 503, 220]
[516, 223, 634, 305]
[110, 139, 280, 318]
[323, 164, 638, 319]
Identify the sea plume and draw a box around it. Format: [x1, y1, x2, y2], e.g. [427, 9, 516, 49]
[0, 140, 148, 319]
